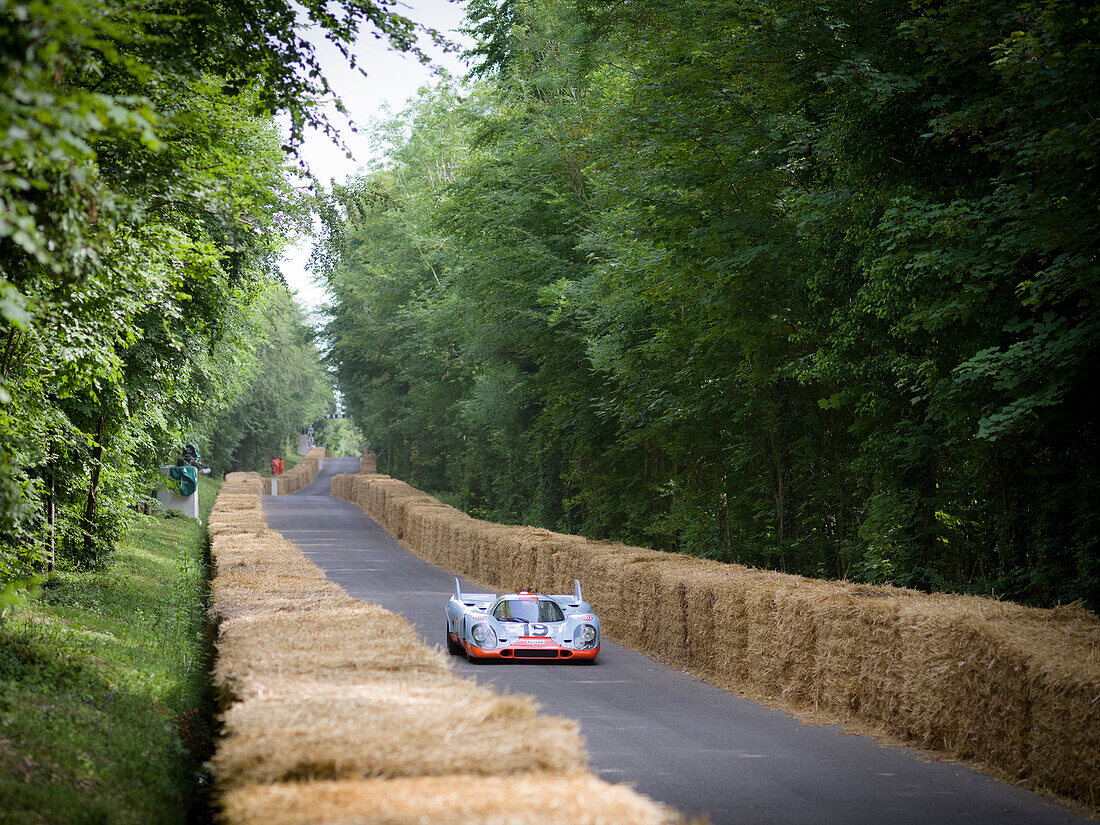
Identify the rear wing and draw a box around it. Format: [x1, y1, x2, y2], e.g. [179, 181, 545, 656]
[549, 579, 587, 610]
[454, 578, 496, 607]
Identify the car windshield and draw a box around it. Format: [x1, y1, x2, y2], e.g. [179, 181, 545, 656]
[493, 598, 564, 623]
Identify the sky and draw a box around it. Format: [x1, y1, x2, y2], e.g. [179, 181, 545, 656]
[280, 0, 472, 320]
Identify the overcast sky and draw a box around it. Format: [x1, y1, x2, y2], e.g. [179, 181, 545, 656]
[281, 0, 472, 320]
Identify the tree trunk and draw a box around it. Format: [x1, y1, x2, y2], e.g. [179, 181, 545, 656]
[46, 464, 56, 573]
[81, 410, 108, 558]
[0, 329, 19, 378]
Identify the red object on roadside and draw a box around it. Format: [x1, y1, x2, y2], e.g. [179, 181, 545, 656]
[270, 458, 278, 475]
[276, 457, 284, 475]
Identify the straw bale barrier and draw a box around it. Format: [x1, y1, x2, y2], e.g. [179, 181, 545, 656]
[221, 775, 673, 825]
[207, 471, 678, 825]
[361, 448, 378, 474]
[331, 471, 1100, 807]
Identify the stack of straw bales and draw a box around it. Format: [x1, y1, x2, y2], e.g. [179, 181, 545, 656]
[331, 472, 1100, 807]
[360, 449, 377, 474]
[267, 447, 331, 495]
[207, 472, 679, 825]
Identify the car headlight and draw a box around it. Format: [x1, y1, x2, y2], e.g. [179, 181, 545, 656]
[470, 622, 496, 649]
[577, 624, 598, 649]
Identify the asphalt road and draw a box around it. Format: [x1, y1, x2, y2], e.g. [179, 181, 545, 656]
[263, 457, 1087, 825]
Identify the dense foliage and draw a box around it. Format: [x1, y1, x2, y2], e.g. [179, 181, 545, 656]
[206, 289, 333, 475]
[318, 0, 1099, 609]
[0, 0, 422, 591]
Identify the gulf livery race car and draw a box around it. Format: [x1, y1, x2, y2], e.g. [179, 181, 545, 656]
[445, 578, 600, 662]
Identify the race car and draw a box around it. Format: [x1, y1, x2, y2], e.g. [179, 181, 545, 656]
[445, 578, 600, 662]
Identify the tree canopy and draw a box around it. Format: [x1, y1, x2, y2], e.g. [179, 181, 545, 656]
[0, 0, 419, 592]
[318, 0, 1099, 610]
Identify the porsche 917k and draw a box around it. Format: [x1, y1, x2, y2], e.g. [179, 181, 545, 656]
[445, 578, 600, 662]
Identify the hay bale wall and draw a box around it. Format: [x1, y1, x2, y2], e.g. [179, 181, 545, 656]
[330, 471, 1100, 806]
[267, 447, 331, 495]
[360, 449, 377, 474]
[207, 472, 677, 825]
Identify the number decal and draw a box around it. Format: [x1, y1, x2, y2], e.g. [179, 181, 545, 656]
[531, 623, 549, 636]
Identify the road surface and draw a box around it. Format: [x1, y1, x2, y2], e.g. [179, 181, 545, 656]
[263, 457, 1086, 825]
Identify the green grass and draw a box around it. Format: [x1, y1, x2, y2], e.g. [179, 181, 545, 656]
[0, 474, 222, 825]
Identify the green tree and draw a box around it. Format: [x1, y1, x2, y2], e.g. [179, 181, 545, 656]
[207, 287, 333, 474]
[319, 0, 1100, 610]
[1, 0, 430, 584]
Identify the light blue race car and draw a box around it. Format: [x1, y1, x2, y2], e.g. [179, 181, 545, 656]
[445, 578, 600, 662]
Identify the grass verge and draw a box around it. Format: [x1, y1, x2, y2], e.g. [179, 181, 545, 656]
[0, 474, 222, 825]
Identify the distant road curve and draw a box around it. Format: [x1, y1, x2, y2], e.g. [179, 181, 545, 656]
[263, 457, 1086, 825]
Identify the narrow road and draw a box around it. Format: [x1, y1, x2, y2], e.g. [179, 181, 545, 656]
[264, 457, 1086, 825]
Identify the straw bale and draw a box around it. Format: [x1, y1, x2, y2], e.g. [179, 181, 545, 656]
[209, 589, 354, 625]
[211, 508, 267, 525]
[220, 774, 678, 825]
[449, 516, 485, 581]
[210, 537, 327, 580]
[213, 679, 586, 786]
[435, 509, 481, 579]
[213, 605, 446, 686]
[1029, 672, 1100, 804]
[807, 593, 903, 719]
[351, 474, 384, 518]
[208, 511, 267, 538]
[536, 534, 584, 595]
[210, 508, 268, 525]
[386, 488, 435, 541]
[360, 449, 378, 474]
[555, 542, 625, 633]
[208, 574, 353, 624]
[405, 502, 446, 567]
[705, 570, 753, 692]
[216, 603, 429, 652]
[368, 477, 401, 523]
[331, 474, 350, 500]
[619, 557, 668, 652]
[356, 476, 416, 535]
[650, 562, 721, 673]
[209, 542, 331, 580]
[495, 527, 570, 595]
[403, 500, 464, 567]
[434, 518, 510, 592]
[497, 527, 543, 593]
[583, 549, 659, 649]
[427, 509, 464, 571]
[999, 605, 1100, 803]
[347, 475, 368, 513]
[210, 495, 261, 512]
[213, 630, 449, 705]
[862, 599, 1031, 777]
[767, 580, 832, 704]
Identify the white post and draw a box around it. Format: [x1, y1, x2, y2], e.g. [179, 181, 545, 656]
[271, 477, 278, 496]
